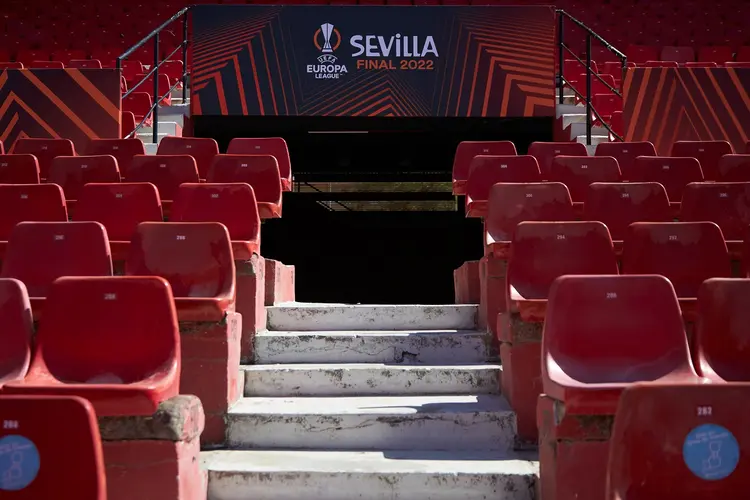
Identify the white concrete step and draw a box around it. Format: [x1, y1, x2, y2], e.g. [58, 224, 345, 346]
[243, 363, 502, 397]
[266, 304, 477, 331]
[202, 449, 538, 500]
[226, 395, 516, 451]
[254, 330, 490, 364]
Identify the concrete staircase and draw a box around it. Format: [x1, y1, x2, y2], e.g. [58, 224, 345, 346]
[201, 304, 539, 500]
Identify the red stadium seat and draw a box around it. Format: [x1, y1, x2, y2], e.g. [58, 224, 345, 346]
[0, 61, 24, 69]
[507, 221, 618, 321]
[575, 73, 617, 100]
[1, 222, 113, 317]
[3, 276, 180, 416]
[726, 62, 750, 68]
[121, 60, 144, 83]
[73, 183, 163, 261]
[684, 61, 719, 68]
[595, 141, 657, 180]
[609, 111, 624, 140]
[583, 182, 671, 246]
[86, 138, 146, 178]
[157, 136, 219, 179]
[12, 138, 75, 180]
[543, 274, 696, 413]
[607, 383, 750, 499]
[630, 156, 704, 204]
[465, 155, 542, 218]
[0, 396, 106, 499]
[0, 184, 68, 258]
[671, 140, 734, 181]
[0, 154, 40, 184]
[160, 60, 185, 86]
[698, 46, 734, 65]
[485, 182, 575, 258]
[126, 222, 236, 322]
[171, 183, 261, 260]
[227, 137, 293, 191]
[51, 49, 86, 63]
[680, 182, 750, 250]
[451, 141, 517, 194]
[68, 59, 103, 69]
[548, 155, 621, 203]
[48, 155, 121, 201]
[695, 278, 750, 382]
[0, 278, 32, 387]
[661, 46, 696, 63]
[123, 92, 153, 127]
[127, 154, 200, 201]
[528, 142, 588, 178]
[134, 73, 172, 106]
[592, 93, 622, 120]
[717, 154, 750, 182]
[121, 111, 137, 138]
[622, 222, 731, 304]
[16, 50, 49, 66]
[626, 45, 659, 64]
[208, 154, 283, 218]
[738, 47, 750, 62]
[29, 60, 65, 69]
[643, 60, 679, 68]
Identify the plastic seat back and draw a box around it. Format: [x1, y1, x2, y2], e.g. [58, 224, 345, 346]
[0, 395, 106, 499]
[0, 279, 32, 386]
[698, 45, 734, 64]
[31, 276, 179, 401]
[543, 275, 691, 387]
[626, 44, 659, 64]
[126, 221, 235, 300]
[622, 222, 731, 298]
[607, 383, 750, 499]
[528, 141, 588, 177]
[73, 183, 162, 241]
[583, 182, 671, 240]
[207, 154, 282, 206]
[69, 59, 103, 69]
[452, 141, 517, 192]
[661, 46, 696, 63]
[1, 222, 113, 297]
[631, 156, 704, 202]
[157, 136, 219, 179]
[227, 137, 292, 190]
[0, 184, 68, 240]
[123, 92, 153, 122]
[127, 155, 200, 201]
[717, 154, 750, 182]
[549, 155, 621, 202]
[695, 278, 750, 382]
[486, 182, 575, 244]
[466, 155, 541, 206]
[671, 140, 734, 181]
[86, 138, 146, 178]
[508, 221, 618, 301]
[48, 155, 121, 200]
[12, 138, 75, 179]
[680, 182, 750, 240]
[594, 141, 656, 180]
[0, 154, 40, 184]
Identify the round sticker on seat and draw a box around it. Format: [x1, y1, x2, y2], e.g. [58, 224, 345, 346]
[0, 435, 41, 490]
[683, 424, 739, 481]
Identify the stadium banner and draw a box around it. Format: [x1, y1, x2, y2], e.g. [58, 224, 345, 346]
[624, 67, 750, 155]
[0, 69, 121, 151]
[190, 5, 556, 118]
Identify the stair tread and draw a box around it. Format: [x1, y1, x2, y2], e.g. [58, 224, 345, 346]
[243, 363, 501, 370]
[257, 329, 485, 336]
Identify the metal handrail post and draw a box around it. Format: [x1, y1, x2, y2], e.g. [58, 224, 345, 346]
[182, 13, 189, 103]
[153, 33, 160, 144]
[558, 13, 565, 105]
[585, 33, 592, 146]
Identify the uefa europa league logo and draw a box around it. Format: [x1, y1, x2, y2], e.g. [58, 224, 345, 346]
[320, 23, 334, 53]
[314, 22, 341, 56]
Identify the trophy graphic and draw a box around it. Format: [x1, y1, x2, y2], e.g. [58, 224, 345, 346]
[320, 23, 334, 53]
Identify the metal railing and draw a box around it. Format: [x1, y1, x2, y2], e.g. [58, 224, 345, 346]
[556, 10, 627, 144]
[117, 7, 190, 142]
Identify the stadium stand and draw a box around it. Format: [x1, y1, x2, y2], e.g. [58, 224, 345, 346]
[0, 278, 32, 387]
[3, 276, 180, 417]
[207, 154, 283, 218]
[464, 156, 542, 218]
[607, 383, 749, 499]
[0, 395, 106, 499]
[0, 154, 41, 184]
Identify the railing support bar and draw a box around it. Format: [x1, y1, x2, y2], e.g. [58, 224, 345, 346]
[153, 33, 160, 144]
[585, 32, 592, 146]
[557, 14, 565, 105]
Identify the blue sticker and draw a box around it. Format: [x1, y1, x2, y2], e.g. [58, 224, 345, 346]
[0, 435, 41, 491]
[683, 424, 740, 481]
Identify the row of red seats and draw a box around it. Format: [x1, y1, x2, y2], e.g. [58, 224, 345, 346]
[539, 274, 750, 499]
[0, 182, 264, 262]
[452, 140, 743, 194]
[3, 136, 293, 189]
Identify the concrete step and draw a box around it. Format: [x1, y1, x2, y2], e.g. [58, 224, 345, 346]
[226, 395, 516, 451]
[254, 330, 490, 364]
[202, 449, 538, 500]
[266, 304, 477, 331]
[243, 363, 502, 397]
